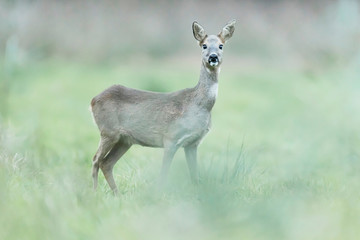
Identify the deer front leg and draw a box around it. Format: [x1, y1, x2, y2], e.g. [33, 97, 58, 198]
[160, 144, 179, 186]
[184, 145, 199, 184]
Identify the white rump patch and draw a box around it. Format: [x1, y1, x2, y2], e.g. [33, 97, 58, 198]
[89, 105, 96, 124]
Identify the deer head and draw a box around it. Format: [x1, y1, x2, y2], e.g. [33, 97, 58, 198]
[192, 20, 236, 70]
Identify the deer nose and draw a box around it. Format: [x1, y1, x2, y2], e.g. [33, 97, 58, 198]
[208, 54, 218, 63]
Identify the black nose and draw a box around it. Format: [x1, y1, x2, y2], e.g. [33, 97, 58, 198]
[209, 54, 218, 63]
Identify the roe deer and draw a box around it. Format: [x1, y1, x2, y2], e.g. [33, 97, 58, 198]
[90, 20, 236, 194]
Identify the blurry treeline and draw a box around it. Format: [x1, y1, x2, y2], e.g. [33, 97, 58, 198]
[1, 0, 360, 68]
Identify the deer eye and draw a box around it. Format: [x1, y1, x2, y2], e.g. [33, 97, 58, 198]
[202, 44, 207, 49]
[219, 44, 223, 50]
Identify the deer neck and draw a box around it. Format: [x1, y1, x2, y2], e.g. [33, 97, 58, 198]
[193, 63, 220, 111]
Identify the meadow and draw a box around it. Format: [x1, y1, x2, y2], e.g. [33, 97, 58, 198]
[1, 57, 360, 240]
[1, 0, 360, 239]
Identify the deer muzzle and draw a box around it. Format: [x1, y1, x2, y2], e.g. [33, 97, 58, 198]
[208, 54, 219, 66]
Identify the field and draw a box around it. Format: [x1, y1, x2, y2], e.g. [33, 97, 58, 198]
[1, 58, 360, 240]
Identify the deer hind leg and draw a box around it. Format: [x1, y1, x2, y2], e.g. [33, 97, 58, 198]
[100, 141, 131, 195]
[92, 147, 101, 190]
[92, 135, 119, 191]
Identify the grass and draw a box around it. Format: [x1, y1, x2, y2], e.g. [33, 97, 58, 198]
[1, 59, 360, 240]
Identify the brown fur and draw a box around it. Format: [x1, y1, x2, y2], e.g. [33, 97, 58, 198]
[91, 20, 236, 194]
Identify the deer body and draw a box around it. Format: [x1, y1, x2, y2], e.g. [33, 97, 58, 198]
[91, 20, 235, 194]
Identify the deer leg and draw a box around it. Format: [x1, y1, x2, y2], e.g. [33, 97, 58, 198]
[92, 148, 100, 190]
[160, 144, 179, 185]
[184, 145, 199, 184]
[92, 135, 119, 191]
[100, 141, 131, 195]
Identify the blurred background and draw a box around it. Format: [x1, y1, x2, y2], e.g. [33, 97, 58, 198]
[1, 1, 360, 240]
[1, 0, 360, 67]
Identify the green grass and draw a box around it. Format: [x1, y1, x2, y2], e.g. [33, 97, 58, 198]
[1, 60, 360, 240]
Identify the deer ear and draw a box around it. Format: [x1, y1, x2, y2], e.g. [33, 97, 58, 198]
[219, 19, 236, 42]
[192, 21, 207, 42]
